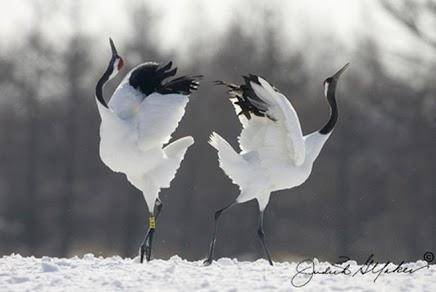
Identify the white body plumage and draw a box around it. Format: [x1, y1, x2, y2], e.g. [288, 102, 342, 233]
[97, 73, 194, 212]
[95, 39, 202, 263]
[210, 77, 332, 210]
[204, 64, 347, 266]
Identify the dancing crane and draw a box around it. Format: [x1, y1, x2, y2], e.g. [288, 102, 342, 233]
[95, 38, 201, 263]
[204, 63, 349, 265]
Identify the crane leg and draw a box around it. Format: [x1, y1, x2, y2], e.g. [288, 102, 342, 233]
[139, 199, 163, 263]
[203, 201, 236, 266]
[257, 210, 273, 265]
[154, 198, 163, 219]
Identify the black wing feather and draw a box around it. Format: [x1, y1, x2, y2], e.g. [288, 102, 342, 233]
[159, 75, 202, 95]
[215, 75, 275, 121]
[128, 61, 202, 96]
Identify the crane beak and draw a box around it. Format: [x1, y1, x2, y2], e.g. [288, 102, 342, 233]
[109, 37, 118, 57]
[332, 63, 349, 81]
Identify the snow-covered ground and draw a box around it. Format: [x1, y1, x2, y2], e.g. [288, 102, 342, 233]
[0, 254, 435, 291]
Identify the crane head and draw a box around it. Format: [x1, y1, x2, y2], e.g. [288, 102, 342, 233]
[109, 38, 124, 77]
[323, 63, 349, 98]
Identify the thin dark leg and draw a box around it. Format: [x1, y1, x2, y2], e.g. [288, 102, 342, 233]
[140, 227, 155, 263]
[139, 219, 154, 263]
[154, 198, 163, 220]
[203, 202, 236, 266]
[139, 199, 163, 263]
[257, 211, 273, 266]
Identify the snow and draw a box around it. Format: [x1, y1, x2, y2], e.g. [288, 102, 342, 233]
[0, 254, 435, 291]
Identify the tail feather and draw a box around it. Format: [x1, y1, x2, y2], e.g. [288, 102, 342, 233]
[164, 136, 194, 158]
[147, 136, 194, 191]
[209, 132, 268, 201]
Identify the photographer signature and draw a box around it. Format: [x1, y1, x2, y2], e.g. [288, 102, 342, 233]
[291, 251, 434, 288]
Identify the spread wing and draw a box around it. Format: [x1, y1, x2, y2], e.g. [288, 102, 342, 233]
[122, 61, 201, 152]
[218, 75, 305, 166]
[135, 92, 190, 151]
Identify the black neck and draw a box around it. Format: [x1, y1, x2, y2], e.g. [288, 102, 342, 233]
[95, 61, 115, 108]
[319, 84, 338, 135]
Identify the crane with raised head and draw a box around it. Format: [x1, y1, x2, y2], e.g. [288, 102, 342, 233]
[95, 38, 201, 263]
[204, 63, 349, 266]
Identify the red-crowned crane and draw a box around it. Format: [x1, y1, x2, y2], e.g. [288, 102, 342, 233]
[95, 38, 201, 263]
[204, 64, 349, 266]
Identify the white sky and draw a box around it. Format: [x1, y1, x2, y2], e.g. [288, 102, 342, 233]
[0, 0, 434, 79]
[0, 0, 391, 45]
[0, 0, 423, 48]
[0, 1, 366, 45]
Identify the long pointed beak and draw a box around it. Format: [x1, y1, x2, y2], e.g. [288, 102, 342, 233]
[109, 37, 118, 56]
[332, 63, 349, 81]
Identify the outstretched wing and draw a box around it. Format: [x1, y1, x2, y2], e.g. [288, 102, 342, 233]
[125, 61, 201, 152]
[217, 75, 305, 166]
[109, 61, 201, 120]
[135, 92, 189, 151]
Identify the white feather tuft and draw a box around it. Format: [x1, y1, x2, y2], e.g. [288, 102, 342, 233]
[208, 132, 220, 149]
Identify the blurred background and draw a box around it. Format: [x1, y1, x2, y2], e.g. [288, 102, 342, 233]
[0, 0, 435, 263]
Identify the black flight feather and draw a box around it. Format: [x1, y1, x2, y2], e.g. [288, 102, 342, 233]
[128, 61, 202, 96]
[215, 75, 275, 121]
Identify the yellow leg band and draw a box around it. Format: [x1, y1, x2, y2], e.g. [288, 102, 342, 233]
[149, 216, 156, 229]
